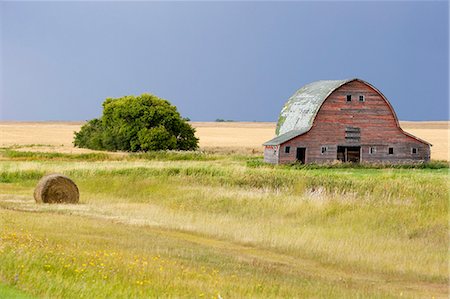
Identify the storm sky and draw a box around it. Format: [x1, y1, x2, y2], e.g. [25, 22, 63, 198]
[0, 1, 448, 121]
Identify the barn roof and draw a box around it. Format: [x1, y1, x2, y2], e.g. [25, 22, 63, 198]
[264, 79, 354, 146]
[264, 78, 432, 147]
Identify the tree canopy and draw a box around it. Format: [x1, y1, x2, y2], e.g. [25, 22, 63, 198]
[74, 94, 198, 151]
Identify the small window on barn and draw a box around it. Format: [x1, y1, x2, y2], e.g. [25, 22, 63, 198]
[346, 95, 352, 102]
[388, 147, 394, 155]
[321, 146, 327, 154]
[369, 147, 376, 154]
[359, 95, 365, 102]
[411, 147, 418, 154]
[285, 146, 290, 154]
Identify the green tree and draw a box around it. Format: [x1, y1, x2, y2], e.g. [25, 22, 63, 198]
[74, 94, 198, 151]
[73, 118, 104, 150]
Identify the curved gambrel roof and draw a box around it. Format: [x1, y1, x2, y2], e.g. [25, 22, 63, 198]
[264, 78, 431, 146]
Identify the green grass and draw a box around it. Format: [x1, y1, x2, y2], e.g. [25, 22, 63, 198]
[1, 149, 221, 162]
[0, 151, 448, 298]
[0, 283, 34, 299]
[1, 150, 117, 161]
[247, 158, 450, 169]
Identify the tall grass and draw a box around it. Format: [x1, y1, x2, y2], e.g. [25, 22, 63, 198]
[130, 151, 221, 161]
[247, 158, 450, 169]
[0, 170, 45, 183]
[0, 209, 404, 299]
[1, 150, 115, 161]
[1, 149, 221, 162]
[2, 160, 447, 211]
[0, 153, 447, 298]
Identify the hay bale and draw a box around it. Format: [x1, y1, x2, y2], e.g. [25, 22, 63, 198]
[34, 174, 79, 204]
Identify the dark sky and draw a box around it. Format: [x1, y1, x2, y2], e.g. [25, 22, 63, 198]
[0, 1, 448, 121]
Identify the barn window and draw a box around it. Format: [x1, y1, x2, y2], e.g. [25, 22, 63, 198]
[369, 147, 376, 154]
[346, 95, 352, 102]
[285, 146, 290, 154]
[359, 95, 365, 102]
[411, 147, 418, 154]
[388, 147, 394, 155]
[321, 146, 327, 154]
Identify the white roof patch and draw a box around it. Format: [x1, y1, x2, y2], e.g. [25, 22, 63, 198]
[276, 79, 353, 136]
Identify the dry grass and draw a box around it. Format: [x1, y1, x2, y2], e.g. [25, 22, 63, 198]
[0, 121, 448, 160]
[0, 158, 447, 298]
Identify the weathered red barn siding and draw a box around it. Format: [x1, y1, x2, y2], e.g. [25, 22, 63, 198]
[275, 80, 430, 164]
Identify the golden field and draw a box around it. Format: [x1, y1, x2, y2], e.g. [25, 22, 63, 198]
[0, 121, 448, 160]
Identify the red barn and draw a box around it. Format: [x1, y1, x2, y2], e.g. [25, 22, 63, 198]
[263, 78, 431, 164]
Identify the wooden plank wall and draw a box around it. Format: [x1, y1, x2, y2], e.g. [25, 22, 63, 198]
[264, 145, 280, 164]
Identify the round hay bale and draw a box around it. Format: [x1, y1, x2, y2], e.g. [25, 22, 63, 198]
[34, 174, 79, 204]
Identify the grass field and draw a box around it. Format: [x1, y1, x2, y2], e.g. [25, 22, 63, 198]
[0, 122, 448, 298]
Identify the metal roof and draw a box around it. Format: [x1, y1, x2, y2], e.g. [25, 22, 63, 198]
[263, 129, 309, 146]
[264, 79, 354, 146]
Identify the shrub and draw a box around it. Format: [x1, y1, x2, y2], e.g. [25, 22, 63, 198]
[74, 94, 198, 151]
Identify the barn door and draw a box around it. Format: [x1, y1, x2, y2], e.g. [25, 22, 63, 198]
[337, 146, 360, 163]
[296, 147, 306, 164]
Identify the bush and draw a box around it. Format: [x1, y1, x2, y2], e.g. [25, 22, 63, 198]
[74, 94, 198, 151]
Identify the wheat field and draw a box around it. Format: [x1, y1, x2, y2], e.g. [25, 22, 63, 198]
[0, 121, 448, 160]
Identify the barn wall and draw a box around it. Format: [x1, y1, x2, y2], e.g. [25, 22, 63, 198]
[264, 145, 280, 164]
[360, 142, 430, 163]
[278, 81, 430, 164]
